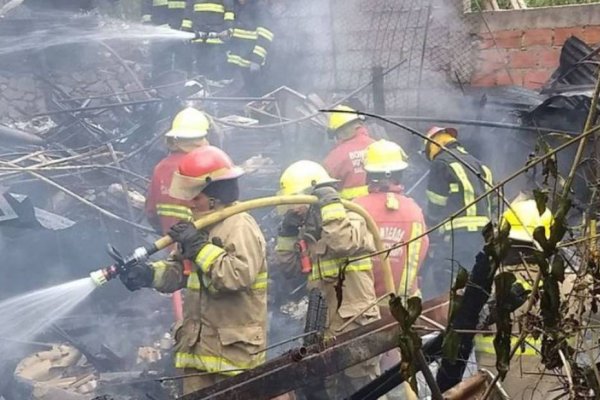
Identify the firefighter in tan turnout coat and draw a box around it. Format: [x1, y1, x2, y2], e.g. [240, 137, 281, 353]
[275, 160, 382, 399]
[119, 145, 267, 394]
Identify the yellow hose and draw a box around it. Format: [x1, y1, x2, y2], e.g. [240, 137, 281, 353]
[153, 195, 396, 295]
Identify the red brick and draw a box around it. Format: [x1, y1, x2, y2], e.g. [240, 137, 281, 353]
[553, 27, 585, 46]
[496, 69, 522, 86]
[509, 50, 538, 69]
[479, 48, 507, 63]
[522, 28, 553, 47]
[490, 30, 523, 49]
[471, 72, 496, 87]
[479, 38, 495, 50]
[582, 26, 600, 46]
[538, 48, 561, 68]
[523, 69, 552, 89]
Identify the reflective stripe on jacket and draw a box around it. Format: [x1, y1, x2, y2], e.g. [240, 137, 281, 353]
[323, 126, 375, 200]
[142, 0, 187, 28]
[152, 211, 268, 375]
[182, 0, 234, 33]
[354, 190, 429, 297]
[425, 141, 493, 238]
[145, 152, 194, 234]
[227, 1, 274, 67]
[276, 202, 380, 337]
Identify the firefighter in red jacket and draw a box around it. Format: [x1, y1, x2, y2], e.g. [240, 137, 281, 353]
[323, 105, 375, 200]
[145, 107, 211, 234]
[354, 139, 429, 299]
[145, 107, 211, 321]
[354, 140, 428, 390]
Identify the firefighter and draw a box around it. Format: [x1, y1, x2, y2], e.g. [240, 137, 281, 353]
[275, 160, 383, 399]
[423, 126, 493, 296]
[354, 139, 429, 299]
[144, 107, 210, 322]
[323, 105, 375, 201]
[145, 107, 210, 234]
[120, 145, 268, 394]
[142, 0, 191, 79]
[142, 0, 187, 29]
[181, 0, 236, 79]
[475, 197, 563, 399]
[226, 0, 274, 93]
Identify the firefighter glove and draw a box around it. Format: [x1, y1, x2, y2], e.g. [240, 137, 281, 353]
[120, 262, 154, 291]
[303, 205, 323, 242]
[312, 186, 341, 208]
[279, 209, 303, 237]
[218, 29, 232, 41]
[169, 221, 209, 260]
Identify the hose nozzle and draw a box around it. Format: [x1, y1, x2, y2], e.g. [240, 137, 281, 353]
[89, 265, 119, 287]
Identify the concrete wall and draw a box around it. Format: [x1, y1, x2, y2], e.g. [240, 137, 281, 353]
[470, 4, 600, 89]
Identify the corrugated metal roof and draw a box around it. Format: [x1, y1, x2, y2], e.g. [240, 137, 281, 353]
[542, 36, 599, 93]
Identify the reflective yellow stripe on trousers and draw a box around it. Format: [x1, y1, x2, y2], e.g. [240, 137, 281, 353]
[174, 352, 266, 376]
[310, 258, 372, 281]
[227, 53, 251, 67]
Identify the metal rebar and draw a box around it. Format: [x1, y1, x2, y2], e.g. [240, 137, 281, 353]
[32, 96, 277, 117]
[0, 159, 154, 233]
[250, 331, 318, 356]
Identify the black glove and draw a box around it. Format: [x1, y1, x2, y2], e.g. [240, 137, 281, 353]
[120, 263, 154, 291]
[279, 210, 304, 237]
[312, 186, 340, 208]
[169, 222, 209, 260]
[303, 205, 323, 241]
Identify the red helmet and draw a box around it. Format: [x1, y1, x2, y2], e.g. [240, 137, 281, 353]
[169, 145, 244, 201]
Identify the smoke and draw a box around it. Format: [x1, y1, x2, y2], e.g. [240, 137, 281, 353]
[0, 11, 192, 57]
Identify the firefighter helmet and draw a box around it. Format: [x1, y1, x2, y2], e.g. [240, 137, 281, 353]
[364, 139, 408, 173]
[278, 160, 338, 196]
[327, 105, 365, 134]
[502, 199, 553, 243]
[165, 107, 210, 139]
[169, 145, 244, 201]
[424, 126, 458, 161]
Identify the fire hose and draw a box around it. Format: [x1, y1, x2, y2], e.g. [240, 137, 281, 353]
[89, 195, 396, 296]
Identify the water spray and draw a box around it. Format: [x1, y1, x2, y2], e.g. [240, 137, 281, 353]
[89, 195, 396, 295]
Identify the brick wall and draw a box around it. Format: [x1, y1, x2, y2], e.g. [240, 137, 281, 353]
[470, 4, 600, 89]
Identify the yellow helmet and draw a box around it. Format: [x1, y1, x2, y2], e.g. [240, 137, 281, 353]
[279, 160, 338, 196]
[327, 105, 364, 133]
[364, 139, 408, 173]
[165, 107, 210, 139]
[502, 199, 553, 243]
[423, 126, 458, 161]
